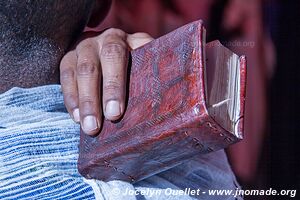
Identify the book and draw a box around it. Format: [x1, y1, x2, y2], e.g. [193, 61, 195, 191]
[78, 20, 247, 183]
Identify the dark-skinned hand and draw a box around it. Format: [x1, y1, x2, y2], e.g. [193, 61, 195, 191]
[60, 28, 153, 135]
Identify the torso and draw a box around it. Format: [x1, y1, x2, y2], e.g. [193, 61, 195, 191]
[0, 40, 63, 93]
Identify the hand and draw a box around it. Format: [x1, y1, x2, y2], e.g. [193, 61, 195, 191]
[60, 28, 153, 135]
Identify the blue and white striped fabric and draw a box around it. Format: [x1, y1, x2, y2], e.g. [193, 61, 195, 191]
[0, 85, 242, 200]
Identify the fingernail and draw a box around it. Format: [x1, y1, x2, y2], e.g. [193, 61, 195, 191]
[82, 115, 98, 133]
[73, 108, 80, 123]
[106, 100, 121, 117]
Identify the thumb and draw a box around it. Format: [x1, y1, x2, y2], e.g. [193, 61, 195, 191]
[127, 33, 154, 50]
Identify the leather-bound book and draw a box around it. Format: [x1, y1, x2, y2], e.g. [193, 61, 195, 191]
[78, 20, 247, 183]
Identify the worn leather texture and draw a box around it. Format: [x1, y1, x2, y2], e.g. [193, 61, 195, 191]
[78, 20, 246, 183]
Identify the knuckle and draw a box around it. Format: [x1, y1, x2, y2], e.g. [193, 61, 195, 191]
[104, 28, 124, 35]
[77, 39, 94, 50]
[101, 43, 126, 61]
[78, 95, 94, 103]
[60, 68, 75, 80]
[79, 99, 97, 114]
[63, 93, 78, 107]
[103, 80, 122, 93]
[60, 51, 76, 67]
[77, 62, 98, 76]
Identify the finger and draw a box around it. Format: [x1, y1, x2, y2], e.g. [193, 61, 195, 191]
[99, 29, 129, 121]
[127, 32, 154, 50]
[76, 39, 101, 135]
[60, 50, 80, 123]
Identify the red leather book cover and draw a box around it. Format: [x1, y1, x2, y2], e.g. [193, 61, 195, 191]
[78, 20, 247, 183]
